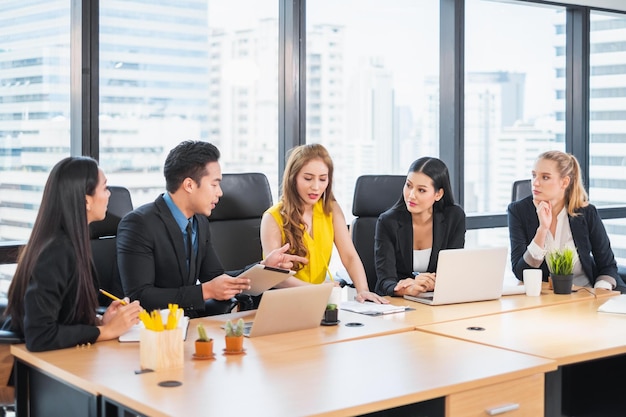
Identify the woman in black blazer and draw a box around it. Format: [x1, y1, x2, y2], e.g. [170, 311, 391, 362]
[508, 150, 624, 291]
[4, 157, 142, 351]
[375, 157, 466, 296]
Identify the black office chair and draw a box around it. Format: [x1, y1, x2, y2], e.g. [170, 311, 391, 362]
[208, 173, 273, 311]
[209, 173, 273, 270]
[511, 179, 532, 201]
[351, 175, 406, 293]
[89, 186, 133, 312]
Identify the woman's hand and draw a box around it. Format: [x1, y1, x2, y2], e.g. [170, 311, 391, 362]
[262, 243, 309, 270]
[534, 199, 552, 231]
[355, 291, 388, 304]
[394, 278, 428, 296]
[414, 273, 436, 292]
[97, 299, 142, 341]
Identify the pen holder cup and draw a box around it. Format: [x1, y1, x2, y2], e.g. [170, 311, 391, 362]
[140, 328, 184, 371]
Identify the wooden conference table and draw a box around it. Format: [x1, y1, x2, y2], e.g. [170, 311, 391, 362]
[385, 283, 617, 326]
[416, 296, 626, 416]
[10, 286, 620, 416]
[11, 330, 555, 417]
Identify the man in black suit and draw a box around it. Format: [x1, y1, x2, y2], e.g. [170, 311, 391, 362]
[117, 141, 307, 317]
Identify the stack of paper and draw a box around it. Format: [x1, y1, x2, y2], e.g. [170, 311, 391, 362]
[340, 301, 410, 316]
[597, 295, 626, 314]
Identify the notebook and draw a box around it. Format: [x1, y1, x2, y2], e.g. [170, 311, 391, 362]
[403, 247, 508, 305]
[502, 284, 526, 296]
[242, 283, 333, 337]
[239, 263, 296, 296]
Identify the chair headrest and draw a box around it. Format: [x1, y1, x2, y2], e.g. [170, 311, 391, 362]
[352, 175, 405, 217]
[511, 179, 532, 202]
[209, 173, 273, 220]
[89, 186, 133, 239]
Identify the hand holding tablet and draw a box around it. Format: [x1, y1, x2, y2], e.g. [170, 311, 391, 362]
[238, 264, 295, 296]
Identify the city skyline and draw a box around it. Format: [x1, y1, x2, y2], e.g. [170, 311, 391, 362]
[1, 1, 625, 292]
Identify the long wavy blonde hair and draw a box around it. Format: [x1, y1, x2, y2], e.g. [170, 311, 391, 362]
[538, 150, 588, 217]
[279, 144, 335, 270]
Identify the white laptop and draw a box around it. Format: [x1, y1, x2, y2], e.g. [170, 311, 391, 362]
[403, 247, 508, 305]
[243, 283, 333, 337]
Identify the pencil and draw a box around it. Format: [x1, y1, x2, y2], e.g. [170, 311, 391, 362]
[99, 288, 127, 305]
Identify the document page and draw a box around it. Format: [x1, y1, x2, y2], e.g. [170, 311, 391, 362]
[340, 301, 410, 316]
[598, 295, 626, 314]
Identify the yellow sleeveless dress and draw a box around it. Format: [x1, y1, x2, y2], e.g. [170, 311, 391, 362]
[265, 200, 334, 284]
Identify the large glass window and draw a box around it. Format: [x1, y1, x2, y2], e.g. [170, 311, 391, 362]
[589, 11, 626, 266]
[465, 0, 566, 250]
[0, 0, 71, 296]
[99, 0, 279, 207]
[306, 0, 439, 219]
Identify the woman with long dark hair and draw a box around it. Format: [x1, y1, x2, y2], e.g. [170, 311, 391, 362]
[375, 157, 466, 296]
[4, 156, 141, 351]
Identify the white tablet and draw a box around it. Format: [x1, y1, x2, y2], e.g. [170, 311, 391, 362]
[239, 264, 295, 296]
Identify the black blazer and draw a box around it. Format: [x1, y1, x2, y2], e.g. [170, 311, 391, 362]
[117, 195, 243, 315]
[507, 196, 623, 289]
[17, 234, 100, 351]
[374, 204, 466, 296]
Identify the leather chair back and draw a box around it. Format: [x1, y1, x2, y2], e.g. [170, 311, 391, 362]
[89, 186, 133, 308]
[351, 175, 406, 292]
[511, 179, 531, 202]
[209, 173, 273, 270]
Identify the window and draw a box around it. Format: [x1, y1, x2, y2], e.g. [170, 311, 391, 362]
[589, 11, 626, 266]
[99, 0, 279, 206]
[465, 0, 565, 249]
[306, 0, 439, 219]
[0, 0, 71, 296]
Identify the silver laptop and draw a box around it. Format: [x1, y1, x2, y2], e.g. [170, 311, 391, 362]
[403, 247, 508, 305]
[243, 283, 333, 337]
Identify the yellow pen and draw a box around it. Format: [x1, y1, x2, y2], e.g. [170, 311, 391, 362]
[99, 288, 128, 306]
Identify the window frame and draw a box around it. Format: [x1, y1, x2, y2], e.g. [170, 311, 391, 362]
[2, 0, 626, 265]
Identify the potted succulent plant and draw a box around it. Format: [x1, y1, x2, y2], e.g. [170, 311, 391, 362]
[194, 323, 213, 358]
[546, 247, 576, 294]
[224, 318, 245, 353]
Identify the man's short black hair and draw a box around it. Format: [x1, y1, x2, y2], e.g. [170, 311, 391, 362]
[164, 140, 220, 193]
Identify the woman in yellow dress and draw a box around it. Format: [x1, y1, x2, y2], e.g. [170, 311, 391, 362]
[260, 144, 386, 303]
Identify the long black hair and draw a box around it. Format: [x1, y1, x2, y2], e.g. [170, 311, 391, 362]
[5, 156, 100, 332]
[392, 157, 456, 212]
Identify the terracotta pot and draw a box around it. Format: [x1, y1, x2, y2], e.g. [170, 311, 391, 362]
[195, 339, 214, 357]
[225, 336, 244, 352]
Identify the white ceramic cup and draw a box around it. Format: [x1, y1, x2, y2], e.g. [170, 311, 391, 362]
[523, 269, 543, 296]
